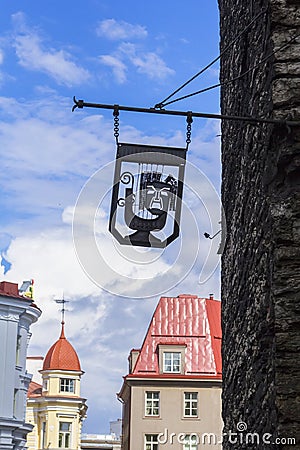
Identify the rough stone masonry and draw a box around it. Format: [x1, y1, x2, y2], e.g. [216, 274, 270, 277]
[218, 0, 300, 448]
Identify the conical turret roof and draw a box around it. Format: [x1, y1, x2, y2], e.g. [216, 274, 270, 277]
[43, 322, 81, 371]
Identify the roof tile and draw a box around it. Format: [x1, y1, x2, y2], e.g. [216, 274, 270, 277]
[132, 295, 221, 379]
[43, 323, 81, 371]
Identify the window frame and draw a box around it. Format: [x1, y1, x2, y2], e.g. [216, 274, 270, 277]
[145, 434, 159, 450]
[158, 344, 186, 374]
[145, 391, 160, 417]
[182, 434, 198, 450]
[163, 352, 181, 373]
[58, 421, 72, 448]
[59, 378, 75, 393]
[41, 421, 46, 449]
[183, 392, 198, 417]
[16, 334, 21, 366]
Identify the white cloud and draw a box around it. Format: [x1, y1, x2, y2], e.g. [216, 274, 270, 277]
[96, 19, 174, 83]
[0, 97, 116, 235]
[119, 42, 175, 80]
[180, 38, 190, 45]
[99, 43, 175, 83]
[2, 228, 97, 300]
[132, 51, 175, 80]
[96, 19, 147, 41]
[11, 12, 90, 87]
[99, 54, 127, 83]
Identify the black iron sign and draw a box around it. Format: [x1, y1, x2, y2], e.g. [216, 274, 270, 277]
[109, 142, 187, 248]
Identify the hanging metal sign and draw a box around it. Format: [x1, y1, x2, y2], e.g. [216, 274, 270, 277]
[109, 142, 187, 248]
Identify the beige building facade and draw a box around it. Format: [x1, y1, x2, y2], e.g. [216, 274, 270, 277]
[118, 294, 222, 450]
[26, 322, 87, 450]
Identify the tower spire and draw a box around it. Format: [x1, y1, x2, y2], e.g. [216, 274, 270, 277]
[55, 295, 69, 338]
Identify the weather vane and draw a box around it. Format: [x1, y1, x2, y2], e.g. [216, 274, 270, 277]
[55, 296, 69, 324]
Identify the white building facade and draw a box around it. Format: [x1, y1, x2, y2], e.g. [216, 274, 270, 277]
[0, 281, 41, 450]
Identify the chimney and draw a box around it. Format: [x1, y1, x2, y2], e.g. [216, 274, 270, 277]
[209, 293, 214, 300]
[0, 281, 19, 297]
[128, 349, 140, 373]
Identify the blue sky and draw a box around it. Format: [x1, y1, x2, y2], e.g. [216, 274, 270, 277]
[0, 0, 222, 433]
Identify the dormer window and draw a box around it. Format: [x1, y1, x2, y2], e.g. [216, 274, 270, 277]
[60, 378, 75, 393]
[158, 344, 186, 374]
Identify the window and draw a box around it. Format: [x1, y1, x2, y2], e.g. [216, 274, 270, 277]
[145, 391, 160, 416]
[163, 352, 181, 373]
[60, 378, 75, 393]
[183, 434, 198, 450]
[58, 422, 71, 448]
[145, 434, 158, 450]
[43, 379, 48, 391]
[16, 335, 21, 365]
[158, 344, 186, 374]
[184, 392, 198, 417]
[41, 421, 46, 448]
[13, 389, 18, 415]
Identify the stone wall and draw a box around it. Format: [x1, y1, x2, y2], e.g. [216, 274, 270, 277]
[218, 0, 300, 448]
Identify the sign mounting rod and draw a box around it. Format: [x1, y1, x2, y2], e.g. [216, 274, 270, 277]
[72, 97, 300, 127]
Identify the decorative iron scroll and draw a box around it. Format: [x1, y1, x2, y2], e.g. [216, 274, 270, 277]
[109, 142, 187, 248]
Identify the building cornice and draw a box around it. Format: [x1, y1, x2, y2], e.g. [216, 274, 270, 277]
[125, 373, 222, 381]
[27, 395, 87, 404]
[40, 369, 84, 376]
[118, 375, 222, 401]
[0, 301, 41, 325]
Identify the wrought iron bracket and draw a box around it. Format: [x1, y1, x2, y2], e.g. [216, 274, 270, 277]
[72, 97, 300, 127]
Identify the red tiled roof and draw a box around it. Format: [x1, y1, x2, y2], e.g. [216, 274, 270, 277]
[131, 295, 222, 379]
[43, 323, 81, 371]
[27, 381, 42, 398]
[205, 298, 222, 375]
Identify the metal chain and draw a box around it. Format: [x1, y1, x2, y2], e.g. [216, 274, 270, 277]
[113, 105, 120, 144]
[186, 111, 193, 149]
